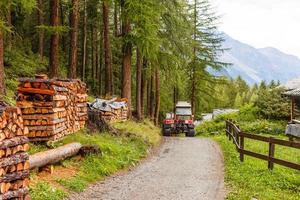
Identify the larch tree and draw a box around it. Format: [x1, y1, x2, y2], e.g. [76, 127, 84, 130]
[69, 0, 80, 79]
[188, 0, 227, 115]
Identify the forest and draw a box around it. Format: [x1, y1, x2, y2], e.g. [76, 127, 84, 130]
[0, 0, 288, 123]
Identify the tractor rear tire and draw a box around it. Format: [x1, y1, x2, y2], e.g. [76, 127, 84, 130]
[186, 129, 195, 137]
[162, 129, 171, 137]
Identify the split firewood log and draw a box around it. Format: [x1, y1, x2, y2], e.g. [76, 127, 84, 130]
[0, 187, 29, 200]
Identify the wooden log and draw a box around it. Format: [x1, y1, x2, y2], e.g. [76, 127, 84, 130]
[29, 143, 82, 169]
[0, 170, 29, 183]
[0, 137, 29, 150]
[0, 153, 29, 168]
[0, 187, 29, 200]
[17, 88, 55, 96]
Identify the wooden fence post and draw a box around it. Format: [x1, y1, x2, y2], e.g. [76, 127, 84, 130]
[240, 133, 244, 162]
[268, 137, 275, 170]
[225, 121, 228, 137]
[236, 125, 240, 147]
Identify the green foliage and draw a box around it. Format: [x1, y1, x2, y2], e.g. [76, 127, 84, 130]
[36, 25, 70, 35]
[3, 48, 47, 104]
[254, 87, 290, 119]
[196, 104, 287, 136]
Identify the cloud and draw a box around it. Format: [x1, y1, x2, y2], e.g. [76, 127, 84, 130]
[211, 0, 300, 57]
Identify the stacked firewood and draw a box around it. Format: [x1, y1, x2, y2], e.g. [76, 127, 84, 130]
[0, 104, 30, 200]
[17, 75, 88, 142]
[100, 107, 128, 122]
[89, 98, 128, 122]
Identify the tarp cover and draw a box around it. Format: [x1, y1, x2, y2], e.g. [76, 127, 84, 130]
[89, 98, 127, 112]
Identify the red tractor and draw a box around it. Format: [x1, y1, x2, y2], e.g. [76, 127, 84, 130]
[162, 101, 195, 137]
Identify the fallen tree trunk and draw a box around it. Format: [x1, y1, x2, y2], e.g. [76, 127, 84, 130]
[29, 143, 82, 169]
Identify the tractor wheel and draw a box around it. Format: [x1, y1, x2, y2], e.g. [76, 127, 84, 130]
[162, 128, 171, 137]
[186, 129, 195, 137]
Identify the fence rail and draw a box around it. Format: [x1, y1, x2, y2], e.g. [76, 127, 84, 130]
[225, 119, 300, 171]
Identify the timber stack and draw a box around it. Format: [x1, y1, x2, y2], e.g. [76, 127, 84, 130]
[16, 75, 88, 142]
[88, 98, 128, 122]
[0, 103, 30, 200]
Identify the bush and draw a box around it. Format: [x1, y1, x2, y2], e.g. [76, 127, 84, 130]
[196, 104, 287, 136]
[254, 88, 290, 120]
[239, 120, 286, 135]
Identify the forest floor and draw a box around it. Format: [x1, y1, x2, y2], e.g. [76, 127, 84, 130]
[68, 137, 225, 200]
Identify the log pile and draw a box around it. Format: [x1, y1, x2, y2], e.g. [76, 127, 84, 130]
[17, 75, 88, 142]
[88, 98, 128, 122]
[0, 104, 30, 200]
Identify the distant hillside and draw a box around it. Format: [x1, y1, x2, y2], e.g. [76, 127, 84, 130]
[215, 34, 300, 84]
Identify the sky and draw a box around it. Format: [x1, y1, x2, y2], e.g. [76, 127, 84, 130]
[211, 0, 300, 57]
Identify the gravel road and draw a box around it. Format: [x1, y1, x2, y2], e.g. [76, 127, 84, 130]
[69, 137, 225, 200]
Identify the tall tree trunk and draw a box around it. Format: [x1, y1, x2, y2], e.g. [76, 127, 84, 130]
[69, 0, 79, 79]
[191, 0, 197, 114]
[49, 0, 60, 78]
[91, 25, 95, 91]
[191, 69, 196, 115]
[147, 77, 151, 117]
[0, 31, 5, 101]
[95, 31, 99, 94]
[141, 70, 146, 119]
[103, 0, 113, 96]
[150, 70, 155, 121]
[93, 26, 97, 92]
[81, 0, 87, 82]
[136, 48, 142, 120]
[37, 0, 44, 59]
[121, 0, 132, 118]
[98, 29, 104, 96]
[114, 1, 118, 37]
[173, 86, 177, 114]
[60, 2, 67, 55]
[7, 3, 12, 50]
[155, 69, 160, 125]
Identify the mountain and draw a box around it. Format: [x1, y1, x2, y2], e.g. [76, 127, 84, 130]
[215, 34, 300, 84]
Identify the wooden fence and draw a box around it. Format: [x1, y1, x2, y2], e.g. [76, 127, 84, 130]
[225, 119, 300, 171]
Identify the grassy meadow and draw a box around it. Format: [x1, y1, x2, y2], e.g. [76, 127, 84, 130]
[196, 111, 300, 200]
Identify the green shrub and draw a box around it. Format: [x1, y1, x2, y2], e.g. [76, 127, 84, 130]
[254, 88, 290, 120]
[239, 120, 286, 135]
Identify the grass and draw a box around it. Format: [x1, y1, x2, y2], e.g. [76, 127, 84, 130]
[30, 120, 161, 200]
[112, 119, 161, 146]
[197, 114, 300, 200]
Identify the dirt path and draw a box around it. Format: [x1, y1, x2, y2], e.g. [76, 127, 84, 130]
[69, 137, 225, 200]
